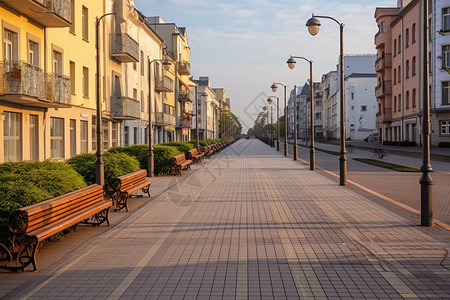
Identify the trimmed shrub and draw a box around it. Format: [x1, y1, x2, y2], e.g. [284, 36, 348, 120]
[0, 161, 86, 238]
[153, 145, 181, 175]
[160, 142, 194, 154]
[107, 145, 148, 170]
[67, 152, 140, 186]
[439, 142, 450, 148]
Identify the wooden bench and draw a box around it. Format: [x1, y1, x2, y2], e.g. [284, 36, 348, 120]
[107, 169, 152, 212]
[187, 148, 204, 164]
[0, 184, 110, 272]
[171, 154, 193, 176]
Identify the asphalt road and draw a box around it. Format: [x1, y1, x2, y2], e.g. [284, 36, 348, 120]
[280, 141, 450, 226]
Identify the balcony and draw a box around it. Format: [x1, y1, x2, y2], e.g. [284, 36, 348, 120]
[155, 76, 174, 92]
[164, 114, 176, 126]
[178, 61, 191, 75]
[47, 73, 71, 104]
[375, 53, 392, 72]
[1, 0, 71, 27]
[0, 61, 68, 108]
[154, 112, 164, 125]
[110, 96, 140, 119]
[375, 80, 392, 98]
[374, 30, 386, 48]
[110, 33, 139, 63]
[177, 115, 192, 128]
[178, 90, 192, 102]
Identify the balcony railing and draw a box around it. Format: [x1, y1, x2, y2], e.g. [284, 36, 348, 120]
[1, 0, 71, 27]
[47, 73, 71, 104]
[155, 75, 174, 92]
[375, 53, 392, 72]
[178, 116, 191, 128]
[154, 112, 164, 125]
[111, 33, 139, 63]
[0, 60, 46, 100]
[178, 90, 192, 102]
[375, 80, 392, 97]
[178, 61, 191, 75]
[111, 96, 140, 119]
[164, 114, 176, 125]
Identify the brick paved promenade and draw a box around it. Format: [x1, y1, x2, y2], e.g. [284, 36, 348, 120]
[5, 139, 450, 299]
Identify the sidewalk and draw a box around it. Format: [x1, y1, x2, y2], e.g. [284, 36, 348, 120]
[2, 139, 450, 299]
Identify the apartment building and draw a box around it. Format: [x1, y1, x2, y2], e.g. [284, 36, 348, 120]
[147, 16, 193, 142]
[0, 0, 105, 163]
[430, 0, 450, 145]
[192, 76, 220, 140]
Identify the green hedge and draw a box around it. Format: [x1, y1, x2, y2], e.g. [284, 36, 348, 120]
[107, 145, 148, 170]
[383, 141, 417, 147]
[160, 142, 194, 154]
[67, 152, 140, 186]
[439, 141, 450, 148]
[153, 145, 181, 175]
[0, 161, 86, 239]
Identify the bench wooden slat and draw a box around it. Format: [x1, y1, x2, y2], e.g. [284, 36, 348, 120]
[110, 170, 152, 212]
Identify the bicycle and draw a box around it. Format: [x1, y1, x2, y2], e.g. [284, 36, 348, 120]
[369, 148, 388, 160]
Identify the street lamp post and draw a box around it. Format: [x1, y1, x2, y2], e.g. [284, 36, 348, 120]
[267, 99, 274, 147]
[267, 96, 279, 150]
[148, 58, 171, 177]
[419, 0, 433, 226]
[271, 83, 287, 156]
[293, 85, 298, 160]
[95, 13, 115, 186]
[287, 56, 316, 170]
[306, 13, 346, 184]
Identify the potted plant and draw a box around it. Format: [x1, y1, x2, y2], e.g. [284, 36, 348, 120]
[6, 62, 22, 80]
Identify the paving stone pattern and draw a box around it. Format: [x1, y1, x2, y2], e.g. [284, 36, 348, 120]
[9, 139, 450, 299]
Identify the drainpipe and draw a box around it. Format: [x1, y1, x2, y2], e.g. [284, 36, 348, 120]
[401, 17, 405, 142]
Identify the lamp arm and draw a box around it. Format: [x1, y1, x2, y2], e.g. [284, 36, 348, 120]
[312, 14, 343, 26]
[290, 56, 312, 64]
[272, 82, 286, 87]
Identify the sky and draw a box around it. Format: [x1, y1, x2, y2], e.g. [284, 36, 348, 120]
[134, 0, 394, 132]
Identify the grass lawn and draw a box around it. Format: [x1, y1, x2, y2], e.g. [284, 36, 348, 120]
[353, 158, 421, 172]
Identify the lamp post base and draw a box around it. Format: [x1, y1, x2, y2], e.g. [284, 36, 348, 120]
[339, 153, 347, 186]
[310, 148, 316, 170]
[95, 154, 104, 186]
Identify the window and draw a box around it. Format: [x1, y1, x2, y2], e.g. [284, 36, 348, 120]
[140, 51, 144, 75]
[92, 116, 97, 151]
[394, 39, 397, 56]
[398, 35, 401, 53]
[380, 21, 386, 33]
[53, 50, 62, 74]
[406, 90, 410, 109]
[351, 105, 354, 110]
[398, 66, 401, 82]
[429, 18, 432, 42]
[30, 115, 39, 161]
[133, 127, 138, 144]
[82, 67, 89, 97]
[141, 90, 144, 112]
[4, 29, 18, 62]
[412, 23, 416, 43]
[144, 127, 148, 144]
[443, 81, 450, 105]
[80, 120, 88, 153]
[70, 119, 76, 157]
[441, 121, 450, 135]
[412, 56, 416, 75]
[133, 88, 137, 100]
[351, 92, 354, 100]
[361, 105, 367, 112]
[111, 123, 118, 147]
[412, 88, 417, 108]
[406, 60, 410, 78]
[443, 45, 450, 68]
[124, 126, 129, 146]
[70, 0, 75, 33]
[443, 8, 450, 31]
[4, 112, 22, 162]
[28, 40, 39, 66]
[394, 96, 397, 112]
[102, 120, 109, 150]
[398, 94, 401, 111]
[405, 28, 409, 47]
[82, 6, 88, 41]
[50, 117, 64, 159]
[394, 68, 397, 84]
[70, 61, 75, 94]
